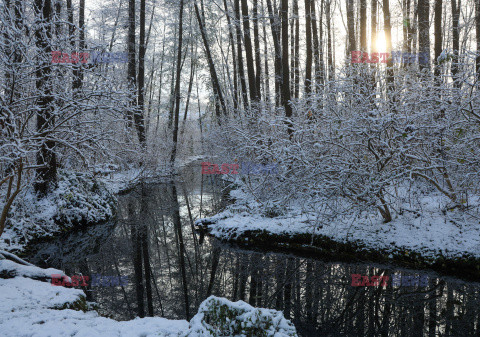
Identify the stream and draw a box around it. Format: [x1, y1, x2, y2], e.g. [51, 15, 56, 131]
[26, 163, 480, 336]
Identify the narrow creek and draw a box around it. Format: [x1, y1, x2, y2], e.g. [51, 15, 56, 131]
[25, 163, 480, 336]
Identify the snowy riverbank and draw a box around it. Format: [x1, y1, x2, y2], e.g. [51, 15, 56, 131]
[0, 255, 298, 337]
[196, 186, 480, 280]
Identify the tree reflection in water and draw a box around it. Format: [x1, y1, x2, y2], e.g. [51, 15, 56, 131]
[26, 172, 480, 337]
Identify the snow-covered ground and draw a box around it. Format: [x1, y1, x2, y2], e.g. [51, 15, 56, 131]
[0, 256, 298, 337]
[197, 187, 480, 260]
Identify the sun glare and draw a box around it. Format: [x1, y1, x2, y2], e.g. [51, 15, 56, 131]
[376, 32, 387, 52]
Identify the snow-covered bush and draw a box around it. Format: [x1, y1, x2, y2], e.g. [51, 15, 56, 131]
[185, 296, 298, 337]
[205, 64, 480, 225]
[1, 170, 116, 252]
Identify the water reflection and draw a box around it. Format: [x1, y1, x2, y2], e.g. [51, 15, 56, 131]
[26, 169, 480, 337]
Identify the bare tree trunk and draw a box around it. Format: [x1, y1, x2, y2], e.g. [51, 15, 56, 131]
[418, 0, 430, 72]
[234, 0, 249, 110]
[266, 0, 282, 106]
[224, 0, 239, 110]
[311, 0, 323, 91]
[346, 0, 356, 56]
[262, 0, 271, 105]
[476, 0, 480, 80]
[171, 0, 184, 164]
[304, 0, 313, 96]
[128, 0, 137, 129]
[281, 0, 293, 131]
[434, 0, 442, 78]
[383, 0, 395, 93]
[194, 1, 226, 118]
[253, 0, 262, 101]
[136, 0, 147, 146]
[241, 0, 259, 102]
[450, 0, 460, 87]
[293, 0, 300, 99]
[326, 0, 334, 81]
[34, 0, 57, 196]
[360, 0, 367, 51]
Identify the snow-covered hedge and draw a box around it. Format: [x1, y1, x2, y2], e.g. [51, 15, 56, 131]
[1, 170, 116, 252]
[185, 296, 298, 337]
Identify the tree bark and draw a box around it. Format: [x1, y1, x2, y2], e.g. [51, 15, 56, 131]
[311, 0, 323, 90]
[34, 0, 57, 196]
[253, 0, 262, 101]
[450, 0, 460, 87]
[476, 0, 480, 80]
[234, 0, 249, 110]
[266, 0, 282, 106]
[194, 1, 227, 117]
[326, 0, 334, 81]
[136, 0, 147, 146]
[418, 0, 430, 72]
[434, 0, 442, 78]
[241, 0, 259, 102]
[281, 0, 294, 134]
[170, 0, 184, 164]
[360, 0, 367, 51]
[224, 0, 239, 110]
[304, 0, 313, 96]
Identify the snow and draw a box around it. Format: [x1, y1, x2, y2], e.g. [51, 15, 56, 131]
[186, 296, 298, 337]
[196, 186, 480, 260]
[0, 259, 188, 337]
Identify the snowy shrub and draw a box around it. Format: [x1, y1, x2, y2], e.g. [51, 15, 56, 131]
[185, 296, 298, 337]
[2, 170, 116, 251]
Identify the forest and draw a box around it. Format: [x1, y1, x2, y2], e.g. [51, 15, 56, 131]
[1, 0, 480, 336]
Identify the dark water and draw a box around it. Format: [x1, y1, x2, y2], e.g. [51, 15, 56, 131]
[26, 164, 480, 336]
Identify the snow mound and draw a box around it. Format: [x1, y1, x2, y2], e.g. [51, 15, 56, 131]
[185, 296, 298, 337]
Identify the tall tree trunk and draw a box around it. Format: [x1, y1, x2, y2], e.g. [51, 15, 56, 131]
[224, 0, 239, 110]
[127, 0, 137, 129]
[73, 0, 85, 91]
[311, 0, 322, 91]
[346, 0, 356, 56]
[253, 0, 262, 101]
[476, 0, 480, 80]
[137, 0, 147, 146]
[383, 0, 395, 93]
[418, 0, 430, 72]
[371, 0, 378, 94]
[34, 0, 57, 196]
[234, 0, 249, 110]
[450, 0, 460, 87]
[304, 0, 313, 96]
[194, 1, 227, 117]
[266, 0, 282, 106]
[241, 0, 259, 102]
[360, 0, 367, 51]
[403, 0, 410, 53]
[293, 0, 300, 99]
[171, 0, 185, 164]
[326, 0, 334, 81]
[281, 0, 294, 134]
[262, 0, 271, 105]
[434, 0, 442, 78]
